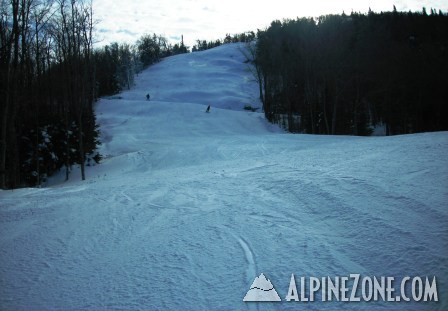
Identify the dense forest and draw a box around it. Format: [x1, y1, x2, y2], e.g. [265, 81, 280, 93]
[0, 0, 188, 189]
[0, 0, 100, 189]
[252, 8, 448, 135]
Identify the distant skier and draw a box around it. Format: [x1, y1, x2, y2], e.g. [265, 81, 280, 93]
[146, 93, 150, 101]
[206, 105, 210, 113]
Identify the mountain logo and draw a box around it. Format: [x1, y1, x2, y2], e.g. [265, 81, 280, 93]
[243, 273, 282, 302]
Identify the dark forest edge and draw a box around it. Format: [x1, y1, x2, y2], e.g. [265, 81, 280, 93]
[1, 1, 446, 189]
[251, 8, 448, 135]
[1, 0, 100, 189]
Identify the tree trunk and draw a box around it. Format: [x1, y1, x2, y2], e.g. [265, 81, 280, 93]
[331, 94, 338, 135]
[0, 98, 9, 188]
[321, 85, 330, 134]
[78, 113, 85, 181]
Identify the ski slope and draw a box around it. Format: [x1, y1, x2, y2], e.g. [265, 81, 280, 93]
[1, 43, 447, 310]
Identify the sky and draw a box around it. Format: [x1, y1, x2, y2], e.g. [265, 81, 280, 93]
[93, 0, 447, 48]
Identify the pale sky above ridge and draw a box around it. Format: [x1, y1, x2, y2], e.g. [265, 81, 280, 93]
[93, 0, 447, 47]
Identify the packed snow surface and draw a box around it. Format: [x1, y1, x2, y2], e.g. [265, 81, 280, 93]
[1, 43, 447, 310]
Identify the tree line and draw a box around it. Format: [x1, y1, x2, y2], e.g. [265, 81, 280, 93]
[252, 8, 448, 135]
[192, 31, 256, 52]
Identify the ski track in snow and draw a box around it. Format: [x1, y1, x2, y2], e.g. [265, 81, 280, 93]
[1, 43, 448, 311]
[236, 236, 257, 283]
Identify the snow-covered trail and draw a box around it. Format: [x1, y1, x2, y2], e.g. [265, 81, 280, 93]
[1, 43, 448, 310]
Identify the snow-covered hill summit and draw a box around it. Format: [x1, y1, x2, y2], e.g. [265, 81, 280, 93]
[120, 42, 261, 110]
[1, 43, 447, 311]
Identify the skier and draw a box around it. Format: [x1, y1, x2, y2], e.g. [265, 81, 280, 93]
[146, 93, 150, 101]
[206, 105, 210, 113]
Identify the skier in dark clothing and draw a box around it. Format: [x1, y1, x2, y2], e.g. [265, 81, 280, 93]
[206, 105, 210, 113]
[146, 93, 150, 101]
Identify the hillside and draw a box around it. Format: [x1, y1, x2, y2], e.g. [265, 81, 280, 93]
[1, 43, 447, 310]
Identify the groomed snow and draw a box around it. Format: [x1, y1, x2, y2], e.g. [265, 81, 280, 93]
[1, 43, 447, 310]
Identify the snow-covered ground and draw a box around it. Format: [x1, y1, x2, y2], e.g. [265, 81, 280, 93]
[1, 43, 447, 310]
